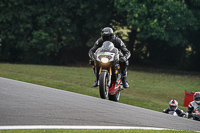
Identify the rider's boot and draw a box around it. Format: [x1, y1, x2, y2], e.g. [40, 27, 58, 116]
[121, 72, 129, 88]
[93, 80, 98, 87]
[93, 71, 98, 87]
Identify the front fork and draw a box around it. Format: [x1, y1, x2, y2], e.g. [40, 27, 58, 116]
[92, 63, 121, 88]
[98, 66, 111, 87]
[92, 64, 112, 87]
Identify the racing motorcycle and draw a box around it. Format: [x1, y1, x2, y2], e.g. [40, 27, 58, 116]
[192, 105, 200, 121]
[92, 41, 123, 102]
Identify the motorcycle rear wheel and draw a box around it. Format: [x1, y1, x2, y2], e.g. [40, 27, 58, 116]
[99, 71, 109, 99]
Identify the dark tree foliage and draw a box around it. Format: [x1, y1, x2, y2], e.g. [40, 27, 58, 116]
[116, 0, 200, 71]
[0, 0, 200, 71]
[0, 0, 115, 64]
[184, 0, 200, 71]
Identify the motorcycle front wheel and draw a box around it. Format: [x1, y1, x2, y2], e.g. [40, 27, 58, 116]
[99, 71, 109, 99]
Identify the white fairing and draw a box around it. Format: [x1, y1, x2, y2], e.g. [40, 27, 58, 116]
[96, 52, 116, 62]
[188, 101, 199, 111]
[168, 111, 178, 116]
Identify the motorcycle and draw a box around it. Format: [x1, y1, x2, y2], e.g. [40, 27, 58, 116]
[92, 41, 123, 102]
[192, 105, 200, 121]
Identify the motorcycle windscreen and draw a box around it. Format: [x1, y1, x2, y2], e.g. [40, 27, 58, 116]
[168, 111, 177, 116]
[195, 105, 200, 113]
[98, 41, 115, 53]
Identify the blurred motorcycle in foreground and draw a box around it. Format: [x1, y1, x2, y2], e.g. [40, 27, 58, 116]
[91, 41, 123, 102]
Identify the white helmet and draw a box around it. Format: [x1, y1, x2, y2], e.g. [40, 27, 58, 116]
[169, 100, 178, 111]
[194, 92, 200, 105]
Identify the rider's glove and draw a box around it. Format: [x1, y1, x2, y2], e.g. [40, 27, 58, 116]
[119, 56, 127, 62]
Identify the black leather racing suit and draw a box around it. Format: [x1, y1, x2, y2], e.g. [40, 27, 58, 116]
[89, 35, 131, 74]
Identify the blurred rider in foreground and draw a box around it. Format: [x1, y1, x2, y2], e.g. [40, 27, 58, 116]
[163, 99, 185, 117]
[88, 27, 131, 88]
[186, 92, 200, 118]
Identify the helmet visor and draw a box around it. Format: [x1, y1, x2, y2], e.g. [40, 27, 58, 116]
[170, 106, 176, 111]
[195, 97, 200, 101]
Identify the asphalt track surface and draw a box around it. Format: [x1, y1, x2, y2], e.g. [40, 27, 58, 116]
[0, 77, 200, 131]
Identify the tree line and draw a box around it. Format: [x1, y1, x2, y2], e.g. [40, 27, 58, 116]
[0, 0, 200, 71]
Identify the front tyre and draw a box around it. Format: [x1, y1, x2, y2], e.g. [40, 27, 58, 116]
[99, 71, 109, 99]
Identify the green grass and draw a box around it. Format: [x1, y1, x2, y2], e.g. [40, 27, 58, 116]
[0, 63, 200, 112]
[0, 129, 197, 133]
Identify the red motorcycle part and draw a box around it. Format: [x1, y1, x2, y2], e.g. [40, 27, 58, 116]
[108, 78, 121, 95]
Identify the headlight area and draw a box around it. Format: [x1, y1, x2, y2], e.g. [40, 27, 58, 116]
[101, 57, 109, 63]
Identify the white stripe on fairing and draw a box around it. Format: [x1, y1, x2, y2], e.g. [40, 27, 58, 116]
[0, 125, 170, 130]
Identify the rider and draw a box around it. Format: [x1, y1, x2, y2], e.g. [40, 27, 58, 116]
[186, 92, 200, 118]
[163, 99, 185, 117]
[88, 27, 131, 88]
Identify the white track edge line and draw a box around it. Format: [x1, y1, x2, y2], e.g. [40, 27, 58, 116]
[0, 125, 169, 130]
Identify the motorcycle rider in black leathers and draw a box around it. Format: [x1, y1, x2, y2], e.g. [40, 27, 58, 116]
[163, 99, 185, 117]
[186, 92, 200, 118]
[88, 27, 131, 88]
